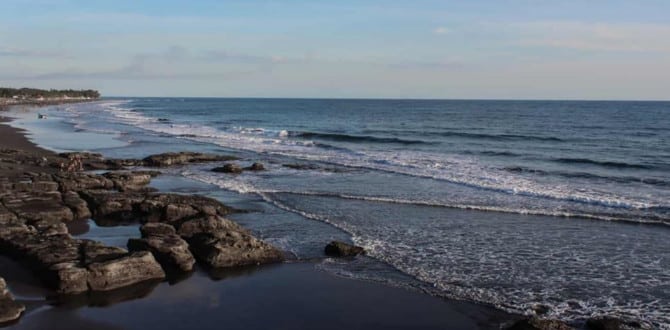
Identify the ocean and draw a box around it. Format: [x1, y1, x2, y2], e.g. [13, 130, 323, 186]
[8, 98, 670, 326]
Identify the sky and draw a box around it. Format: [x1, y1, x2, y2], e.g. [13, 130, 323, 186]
[1, 0, 669, 100]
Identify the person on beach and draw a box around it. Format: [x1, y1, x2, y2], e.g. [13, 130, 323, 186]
[61, 154, 84, 172]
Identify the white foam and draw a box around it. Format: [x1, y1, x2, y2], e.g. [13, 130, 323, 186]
[99, 103, 665, 214]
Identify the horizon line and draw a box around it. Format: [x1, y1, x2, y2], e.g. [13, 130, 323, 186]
[103, 95, 670, 102]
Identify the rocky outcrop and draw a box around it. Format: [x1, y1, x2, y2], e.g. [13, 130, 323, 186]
[245, 162, 265, 171]
[505, 318, 574, 330]
[128, 224, 196, 273]
[0, 277, 25, 324]
[212, 163, 243, 174]
[0, 148, 283, 302]
[0, 225, 165, 294]
[87, 252, 165, 292]
[188, 231, 284, 268]
[324, 241, 365, 257]
[142, 152, 238, 167]
[103, 171, 160, 191]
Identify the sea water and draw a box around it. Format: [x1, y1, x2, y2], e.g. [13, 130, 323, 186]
[8, 98, 670, 326]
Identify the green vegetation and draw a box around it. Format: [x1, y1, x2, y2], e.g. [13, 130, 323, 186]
[0, 87, 100, 99]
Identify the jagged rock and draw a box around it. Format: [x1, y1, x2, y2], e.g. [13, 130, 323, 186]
[33, 221, 68, 236]
[55, 173, 115, 192]
[142, 152, 237, 167]
[586, 317, 643, 330]
[86, 251, 165, 292]
[245, 162, 265, 171]
[0, 277, 25, 324]
[58, 152, 105, 162]
[103, 171, 159, 190]
[10, 180, 59, 193]
[62, 191, 91, 220]
[2, 191, 74, 224]
[47, 262, 89, 294]
[505, 317, 574, 330]
[531, 304, 551, 316]
[188, 231, 284, 268]
[81, 240, 128, 265]
[139, 194, 234, 223]
[212, 163, 243, 174]
[78, 191, 147, 222]
[140, 223, 176, 237]
[177, 216, 244, 238]
[102, 158, 144, 169]
[0, 225, 34, 241]
[128, 235, 195, 272]
[324, 241, 365, 257]
[0, 205, 18, 226]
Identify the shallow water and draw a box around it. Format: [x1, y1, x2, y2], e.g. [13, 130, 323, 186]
[6, 98, 670, 326]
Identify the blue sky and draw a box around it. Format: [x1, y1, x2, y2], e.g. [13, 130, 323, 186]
[1, 0, 669, 99]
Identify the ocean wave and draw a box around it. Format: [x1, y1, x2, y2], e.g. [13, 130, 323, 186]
[233, 189, 670, 326]
[289, 131, 433, 145]
[410, 131, 566, 142]
[553, 158, 653, 170]
[504, 166, 670, 187]
[182, 172, 670, 225]
[364, 129, 567, 143]
[98, 102, 668, 216]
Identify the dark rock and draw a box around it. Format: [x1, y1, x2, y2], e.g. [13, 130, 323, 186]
[282, 163, 320, 171]
[245, 162, 265, 171]
[2, 191, 74, 224]
[80, 240, 128, 264]
[585, 317, 643, 330]
[86, 251, 165, 292]
[47, 262, 89, 294]
[212, 163, 243, 174]
[0, 277, 25, 324]
[139, 194, 234, 223]
[128, 235, 195, 272]
[532, 304, 551, 315]
[188, 231, 284, 268]
[177, 216, 244, 238]
[142, 152, 238, 167]
[103, 171, 156, 190]
[140, 223, 177, 237]
[62, 191, 91, 220]
[55, 173, 114, 192]
[79, 190, 147, 223]
[505, 317, 574, 330]
[102, 158, 144, 170]
[0, 205, 19, 226]
[324, 241, 365, 257]
[58, 152, 104, 162]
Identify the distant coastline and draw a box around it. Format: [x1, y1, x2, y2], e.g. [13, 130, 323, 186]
[0, 87, 100, 109]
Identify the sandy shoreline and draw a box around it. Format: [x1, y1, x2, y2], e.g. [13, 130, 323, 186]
[0, 108, 523, 329]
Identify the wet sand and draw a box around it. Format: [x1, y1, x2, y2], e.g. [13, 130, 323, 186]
[0, 112, 518, 329]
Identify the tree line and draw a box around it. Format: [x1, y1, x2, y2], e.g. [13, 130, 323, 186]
[0, 87, 100, 99]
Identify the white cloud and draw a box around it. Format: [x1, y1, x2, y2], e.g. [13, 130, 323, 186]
[433, 27, 450, 35]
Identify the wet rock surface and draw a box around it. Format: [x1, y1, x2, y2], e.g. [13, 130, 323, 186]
[142, 152, 238, 167]
[0, 148, 284, 318]
[324, 241, 365, 257]
[0, 277, 25, 324]
[129, 224, 196, 272]
[212, 163, 243, 174]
